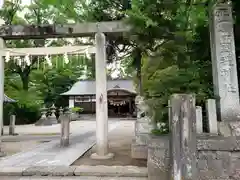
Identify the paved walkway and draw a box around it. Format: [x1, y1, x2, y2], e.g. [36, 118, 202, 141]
[0, 120, 120, 167]
[0, 176, 148, 180]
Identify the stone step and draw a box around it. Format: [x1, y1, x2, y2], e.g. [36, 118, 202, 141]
[0, 165, 148, 177]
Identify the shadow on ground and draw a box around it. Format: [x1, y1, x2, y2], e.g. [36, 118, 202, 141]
[72, 121, 147, 167]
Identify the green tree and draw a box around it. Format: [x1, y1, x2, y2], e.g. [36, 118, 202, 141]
[31, 56, 85, 107]
[2, 0, 69, 91]
[126, 0, 215, 126]
[2, 0, 89, 124]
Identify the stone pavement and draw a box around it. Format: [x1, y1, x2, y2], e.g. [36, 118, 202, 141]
[0, 176, 148, 180]
[0, 120, 120, 167]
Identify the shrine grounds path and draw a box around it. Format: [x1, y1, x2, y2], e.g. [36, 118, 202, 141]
[0, 118, 147, 179]
[0, 119, 120, 167]
[73, 120, 147, 167]
[0, 118, 146, 167]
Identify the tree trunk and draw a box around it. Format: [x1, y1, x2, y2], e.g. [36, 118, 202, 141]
[20, 73, 30, 91]
[91, 54, 96, 79]
[134, 48, 143, 96]
[19, 66, 31, 91]
[137, 62, 143, 96]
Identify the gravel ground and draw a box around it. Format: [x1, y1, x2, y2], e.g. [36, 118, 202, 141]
[0, 140, 46, 157]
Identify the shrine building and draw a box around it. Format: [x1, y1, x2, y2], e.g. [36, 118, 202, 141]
[61, 79, 137, 117]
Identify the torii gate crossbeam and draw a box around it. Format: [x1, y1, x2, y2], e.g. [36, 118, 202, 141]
[0, 21, 130, 40]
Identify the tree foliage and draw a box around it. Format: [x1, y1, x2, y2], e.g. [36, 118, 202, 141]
[1, 0, 89, 124]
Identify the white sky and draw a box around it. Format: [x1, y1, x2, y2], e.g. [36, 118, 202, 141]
[22, 0, 31, 5]
[17, 0, 31, 18]
[0, 0, 3, 8]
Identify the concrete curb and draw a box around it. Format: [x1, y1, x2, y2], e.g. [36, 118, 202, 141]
[0, 165, 148, 177]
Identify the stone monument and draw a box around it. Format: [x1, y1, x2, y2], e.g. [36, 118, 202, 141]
[69, 108, 79, 121]
[46, 104, 58, 125]
[135, 96, 152, 142]
[59, 106, 63, 115]
[35, 105, 48, 126]
[209, 3, 240, 136]
[131, 95, 152, 159]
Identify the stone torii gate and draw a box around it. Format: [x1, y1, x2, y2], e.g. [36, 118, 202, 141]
[0, 21, 130, 159]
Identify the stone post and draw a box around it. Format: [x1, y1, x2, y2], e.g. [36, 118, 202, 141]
[206, 99, 218, 134]
[0, 38, 5, 156]
[209, 3, 240, 121]
[69, 96, 74, 109]
[58, 107, 63, 123]
[9, 115, 16, 135]
[196, 106, 203, 134]
[169, 94, 197, 180]
[168, 100, 171, 129]
[91, 31, 113, 160]
[60, 110, 70, 147]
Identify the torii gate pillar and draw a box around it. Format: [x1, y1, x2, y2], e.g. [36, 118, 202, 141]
[91, 32, 114, 159]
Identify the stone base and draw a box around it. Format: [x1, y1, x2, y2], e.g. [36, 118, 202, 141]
[148, 136, 170, 180]
[135, 120, 152, 134]
[218, 121, 230, 137]
[35, 117, 46, 126]
[48, 117, 58, 125]
[135, 133, 151, 145]
[60, 138, 69, 147]
[70, 113, 79, 121]
[90, 153, 114, 160]
[0, 151, 6, 157]
[148, 158, 170, 180]
[10, 133, 18, 136]
[131, 133, 151, 160]
[37, 117, 58, 126]
[131, 141, 148, 159]
[35, 117, 58, 126]
[218, 121, 240, 137]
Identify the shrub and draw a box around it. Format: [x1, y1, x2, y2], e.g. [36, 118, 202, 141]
[3, 103, 41, 125]
[71, 107, 84, 113]
[4, 90, 43, 125]
[151, 122, 169, 136]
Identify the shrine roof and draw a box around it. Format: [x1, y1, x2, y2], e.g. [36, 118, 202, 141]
[61, 79, 136, 96]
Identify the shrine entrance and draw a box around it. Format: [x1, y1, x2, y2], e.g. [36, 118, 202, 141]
[63, 79, 136, 117]
[107, 89, 136, 117]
